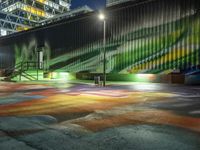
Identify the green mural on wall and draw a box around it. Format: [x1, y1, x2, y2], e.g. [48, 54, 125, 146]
[12, 0, 200, 76]
[48, 11, 200, 74]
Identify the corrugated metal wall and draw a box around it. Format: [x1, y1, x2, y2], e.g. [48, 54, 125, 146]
[0, 45, 14, 69]
[102, 0, 200, 73]
[0, 0, 199, 74]
[49, 0, 199, 74]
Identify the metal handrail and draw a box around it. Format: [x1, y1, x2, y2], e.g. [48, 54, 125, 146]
[4, 61, 43, 76]
[3, 62, 22, 76]
[22, 61, 43, 71]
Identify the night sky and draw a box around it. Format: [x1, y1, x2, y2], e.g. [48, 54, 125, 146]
[71, 0, 106, 10]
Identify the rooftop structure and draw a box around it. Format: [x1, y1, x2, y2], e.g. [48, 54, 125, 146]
[40, 5, 93, 26]
[106, 0, 131, 7]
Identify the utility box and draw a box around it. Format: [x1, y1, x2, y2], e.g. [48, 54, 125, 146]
[94, 76, 101, 85]
[0, 69, 4, 77]
[168, 73, 185, 84]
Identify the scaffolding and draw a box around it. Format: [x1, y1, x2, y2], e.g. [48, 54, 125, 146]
[0, 10, 36, 35]
[0, 0, 71, 36]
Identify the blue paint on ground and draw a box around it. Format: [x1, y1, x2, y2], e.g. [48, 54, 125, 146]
[0, 95, 45, 105]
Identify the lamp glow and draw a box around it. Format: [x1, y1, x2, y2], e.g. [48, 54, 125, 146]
[99, 13, 105, 20]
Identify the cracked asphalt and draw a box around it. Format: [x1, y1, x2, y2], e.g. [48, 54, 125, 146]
[0, 81, 200, 150]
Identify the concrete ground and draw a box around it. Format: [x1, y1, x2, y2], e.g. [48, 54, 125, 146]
[0, 81, 200, 150]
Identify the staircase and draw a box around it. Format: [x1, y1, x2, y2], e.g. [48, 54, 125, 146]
[3, 61, 43, 81]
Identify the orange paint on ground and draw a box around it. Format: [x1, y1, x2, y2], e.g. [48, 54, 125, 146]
[72, 110, 200, 133]
[0, 91, 168, 116]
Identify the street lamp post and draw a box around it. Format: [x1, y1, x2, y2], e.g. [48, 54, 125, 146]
[99, 13, 106, 87]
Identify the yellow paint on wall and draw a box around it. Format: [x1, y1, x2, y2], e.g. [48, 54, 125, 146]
[131, 47, 194, 72]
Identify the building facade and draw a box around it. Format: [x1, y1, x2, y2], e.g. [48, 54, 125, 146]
[0, 0, 71, 36]
[0, 0, 200, 80]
